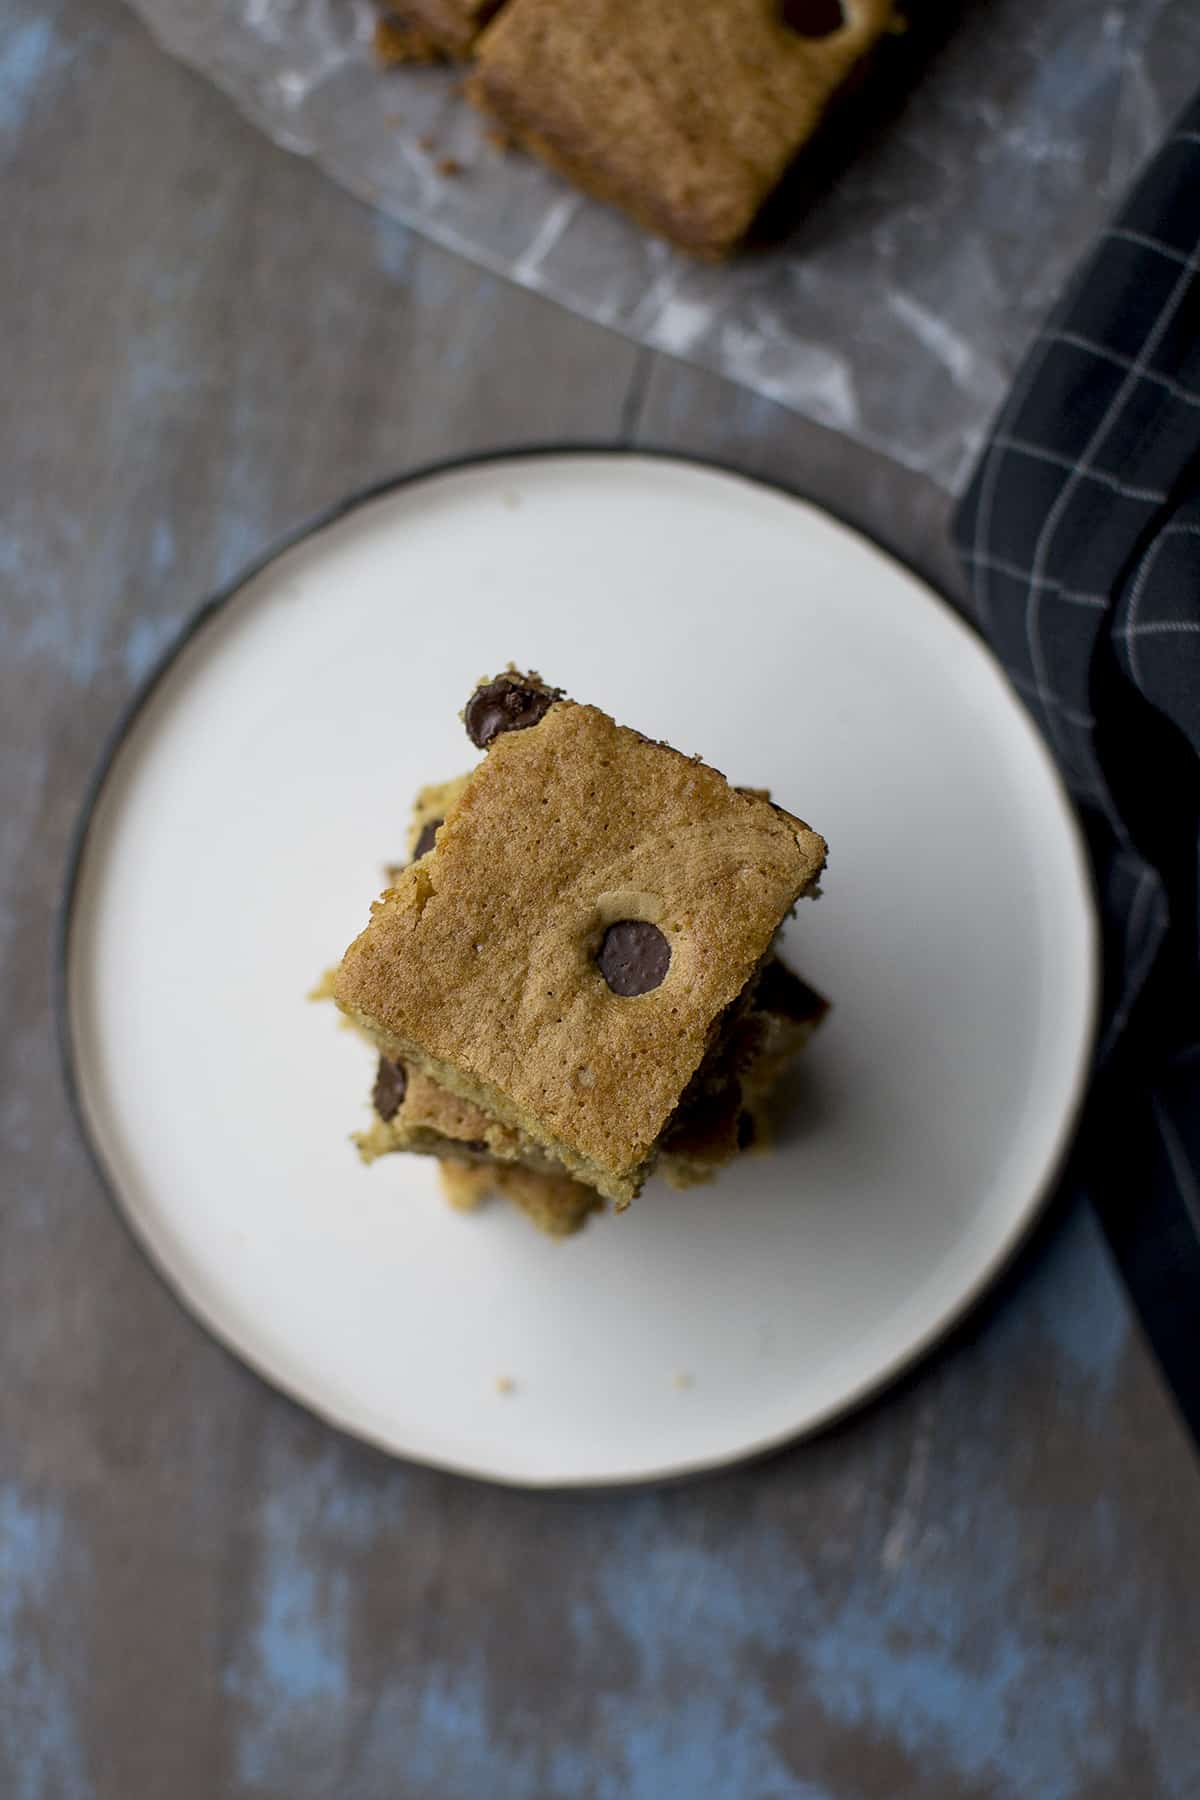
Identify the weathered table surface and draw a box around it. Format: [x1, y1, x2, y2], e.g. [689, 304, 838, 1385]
[4, 0, 1199, 1794]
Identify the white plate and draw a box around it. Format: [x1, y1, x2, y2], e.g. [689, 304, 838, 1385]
[62, 452, 1098, 1488]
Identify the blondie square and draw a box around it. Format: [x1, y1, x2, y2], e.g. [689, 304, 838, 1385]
[335, 672, 826, 1204]
[468, 0, 898, 258]
[322, 773, 827, 1236]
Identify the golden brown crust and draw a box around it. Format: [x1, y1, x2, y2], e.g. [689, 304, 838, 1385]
[469, 0, 897, 257]
[336, 690, 825, 1204]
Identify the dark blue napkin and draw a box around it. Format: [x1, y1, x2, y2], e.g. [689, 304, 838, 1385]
[953, 96, 1200, 1445]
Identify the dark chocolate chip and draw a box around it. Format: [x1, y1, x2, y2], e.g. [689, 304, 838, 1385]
[780, 0, 844, 37]
[460, 1139, 488, 1154]
[412, 817, 442, 858]
[372, 1056, 407, 1122]
[737, 1110, 757, 1150]
[597, 920, 671, 996]
[780, 0, 845, 36]
[465, 676, 556, 749]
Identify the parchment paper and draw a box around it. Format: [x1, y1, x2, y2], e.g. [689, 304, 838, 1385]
[125, 0, 1200, 489]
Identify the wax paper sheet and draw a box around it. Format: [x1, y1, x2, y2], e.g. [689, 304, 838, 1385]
[125, 0, 1200, 490]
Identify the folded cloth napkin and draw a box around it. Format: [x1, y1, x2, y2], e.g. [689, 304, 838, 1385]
[953, 96, 1200, 1445]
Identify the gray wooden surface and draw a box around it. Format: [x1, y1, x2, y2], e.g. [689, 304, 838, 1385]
[3, 0, 1199, 1795]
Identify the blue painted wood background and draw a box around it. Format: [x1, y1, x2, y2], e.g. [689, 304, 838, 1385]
[2, 0, 1198, 1793]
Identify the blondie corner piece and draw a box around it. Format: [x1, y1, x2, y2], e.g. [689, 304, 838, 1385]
[468, 0, 898, 258]
[354, 777, 829, 1205]
[335, 672, 827, 1207]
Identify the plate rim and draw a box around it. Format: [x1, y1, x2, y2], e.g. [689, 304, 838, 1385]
[55, 442, 1101, 1491]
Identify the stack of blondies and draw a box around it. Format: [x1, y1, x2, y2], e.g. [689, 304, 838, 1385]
[324, 671, 828, 1236]
[375, 0, 900, 258]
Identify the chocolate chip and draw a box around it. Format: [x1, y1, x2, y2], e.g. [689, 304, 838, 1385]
[780, 0, 844, 36]
[460, 1139, 488, 1153]
[412, 818, 442, 858]
[372, 1056, 407, 1121]
[465, 676, 556, 749]
[737, 1111, 757, 1150]
[597, 920, 671, 996]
